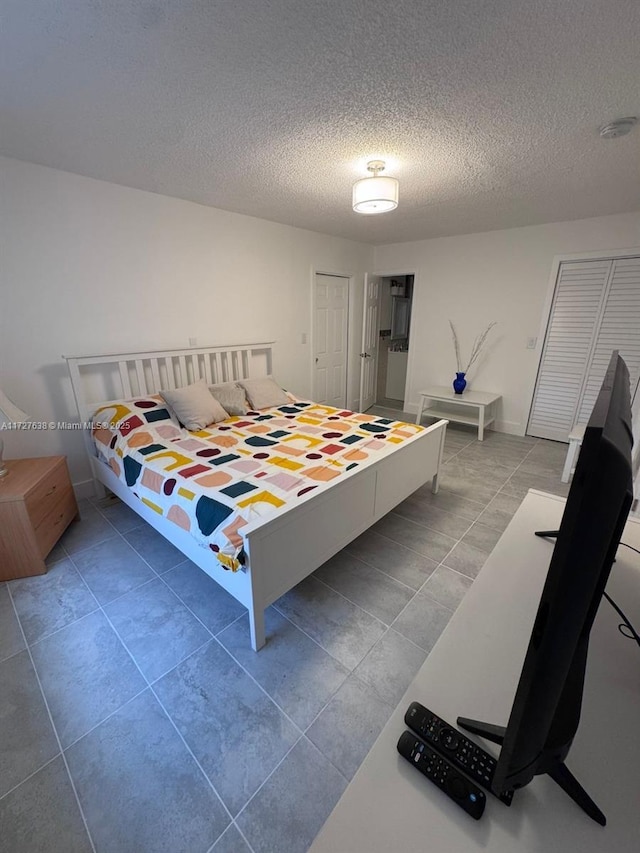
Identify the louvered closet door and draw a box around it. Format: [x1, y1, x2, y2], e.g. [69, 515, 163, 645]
[528, 261, 611, 441]
[575, 258, 640, 424]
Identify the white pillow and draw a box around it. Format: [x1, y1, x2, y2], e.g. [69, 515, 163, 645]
[208, 382, 250, 416]
[160, 379, 229, 430]
[239, 376, 289, 410]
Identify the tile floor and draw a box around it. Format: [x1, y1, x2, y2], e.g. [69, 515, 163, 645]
[0, 415, 570, 853]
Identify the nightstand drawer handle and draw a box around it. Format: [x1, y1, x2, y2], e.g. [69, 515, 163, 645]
[45, 485, 57, 497]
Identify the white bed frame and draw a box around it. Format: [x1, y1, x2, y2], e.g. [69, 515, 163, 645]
[65, 343, 448, 650]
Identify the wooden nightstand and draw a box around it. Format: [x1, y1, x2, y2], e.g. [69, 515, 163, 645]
[0, 457, 79, 581]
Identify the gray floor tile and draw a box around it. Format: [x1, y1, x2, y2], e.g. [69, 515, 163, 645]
[353, 629, 427, 707]
[218, 608, 348, 729]
[437, 463, 509, 504]
[236, 737, 347, 853]
[0, 585, 25, 661]
[476, 492, 523, 533]
[410, 487, 487, 520]
[274, 576, 386, 670]
[124, 523, 186, 573]
[393, 497, 472, 539]
[59, 507, 117, 555]
[163, 559, 246, 635]
[500, 469, 570, 500]
[0, 755, 92, 853]
[421, 565, 473, 611]
[307, 675, 393, 780]
[443, 540, 488, 579]
[517, 455, 566, 478]
[444, 456, 513, 483]
[0, 650, 59, 798]
[210, 825, 252, 853]
[314, 551, 414, 624]
[45, 542, 67, 567]
[72, 537, 156, 605]
[155, 640, 299, 815]
[443, 442, 473, 460]
[95, 496, 143, 533]
[32, 610, 146, 748]
[9, 558, 98, 645]
[444, 430, 475, 449]
[481, 431, 537, 449]
[368, 404, 407, 419]
[391, 592, 453, 652]
[105, 578, 211, 682]
[525, 438, 569, 462]
[456, 444, 529, 472]
[461, 521, 503, 554]
[344, 529, 437, 590]
[66, 690, 228, 853]
[373, 513, 457, 563]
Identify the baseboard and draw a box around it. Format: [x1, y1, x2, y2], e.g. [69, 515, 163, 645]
[73, 478, 99, 502]
[494, 419, 524, 436]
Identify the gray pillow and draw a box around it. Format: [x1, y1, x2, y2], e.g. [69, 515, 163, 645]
[208, 382, 250, 416]
[160, 379, 229, 430]
[239, 376, 289, 410]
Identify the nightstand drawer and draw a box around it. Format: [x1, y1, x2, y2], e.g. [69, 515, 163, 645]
[25, 459, 72, 529]
[35, 486, 78, 557]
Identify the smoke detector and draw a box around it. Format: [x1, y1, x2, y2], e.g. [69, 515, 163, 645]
[598, 117, 638, 139]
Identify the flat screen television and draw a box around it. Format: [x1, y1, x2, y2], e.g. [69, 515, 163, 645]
[457, 350, 635, 825]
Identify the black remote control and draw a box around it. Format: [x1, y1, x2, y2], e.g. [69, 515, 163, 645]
[397, 731, 486, 820]
[404, 701, 513, 805]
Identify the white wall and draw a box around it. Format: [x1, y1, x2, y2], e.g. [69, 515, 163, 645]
[375, 213, 640, 434]
[0, 157, 372, 490]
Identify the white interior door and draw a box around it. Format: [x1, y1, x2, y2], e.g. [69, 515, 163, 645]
[314, 273, 349, 407]
[359, 274, 381, 412]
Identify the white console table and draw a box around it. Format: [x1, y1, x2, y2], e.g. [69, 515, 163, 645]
[416, 386, 501, 440]
[310, 491, 640, 853]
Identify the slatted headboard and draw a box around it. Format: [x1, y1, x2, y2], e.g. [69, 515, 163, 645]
[64, 342, 275, 458]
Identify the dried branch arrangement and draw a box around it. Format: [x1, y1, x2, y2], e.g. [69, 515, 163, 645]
[449, 320, 497, 374]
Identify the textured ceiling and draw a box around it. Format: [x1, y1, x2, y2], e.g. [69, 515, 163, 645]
[1, 0, 639, 244]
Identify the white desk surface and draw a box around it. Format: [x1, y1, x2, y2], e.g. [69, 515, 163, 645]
[310, 490, 640, 853]
[419, 386, 501, 405]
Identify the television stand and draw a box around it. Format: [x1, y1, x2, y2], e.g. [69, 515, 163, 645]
[456, 717, 606, 826]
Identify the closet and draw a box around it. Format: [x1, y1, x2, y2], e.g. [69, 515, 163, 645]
[528, 256, 640, 441]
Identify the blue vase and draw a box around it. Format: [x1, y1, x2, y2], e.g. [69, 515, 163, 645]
[453, 372, 467, 395]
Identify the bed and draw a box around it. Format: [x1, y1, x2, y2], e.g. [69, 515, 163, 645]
[65, 342, 448, 650]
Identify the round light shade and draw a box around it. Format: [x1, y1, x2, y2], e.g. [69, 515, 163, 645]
[352, 175, 399, 214]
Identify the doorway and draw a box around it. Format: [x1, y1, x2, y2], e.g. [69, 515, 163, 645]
[313, 273, 349, 407]
[371, 274, 414, 411]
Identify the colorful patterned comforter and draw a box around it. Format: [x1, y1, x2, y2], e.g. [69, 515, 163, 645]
[92, 395, 426, 572]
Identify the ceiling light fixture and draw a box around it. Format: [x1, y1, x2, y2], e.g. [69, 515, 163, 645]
[598, 116, 638, 139]
[352, 160, 399, 215]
